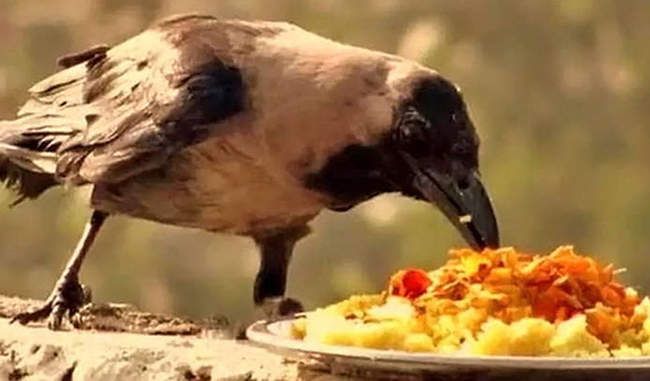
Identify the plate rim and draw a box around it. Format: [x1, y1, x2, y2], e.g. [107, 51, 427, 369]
[246, 318, 650, 370]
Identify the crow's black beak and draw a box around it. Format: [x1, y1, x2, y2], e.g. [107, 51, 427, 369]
[402, 155, 500, 250]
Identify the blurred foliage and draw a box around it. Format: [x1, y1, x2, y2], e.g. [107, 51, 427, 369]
[1, 0, 649, 322]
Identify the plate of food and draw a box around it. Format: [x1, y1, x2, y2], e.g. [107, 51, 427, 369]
[247, 246, 650, 378]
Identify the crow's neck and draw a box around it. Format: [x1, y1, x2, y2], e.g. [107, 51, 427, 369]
[304, 144, 395, 211]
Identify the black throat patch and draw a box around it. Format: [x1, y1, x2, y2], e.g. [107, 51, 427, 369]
[304, 143, 395, 212]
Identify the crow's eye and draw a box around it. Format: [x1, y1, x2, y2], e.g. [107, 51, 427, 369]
[395, 108, 432, 157]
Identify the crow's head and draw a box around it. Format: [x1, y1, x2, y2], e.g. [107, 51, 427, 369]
[387, 76, 499, 249]
[307, 74, 499, 250]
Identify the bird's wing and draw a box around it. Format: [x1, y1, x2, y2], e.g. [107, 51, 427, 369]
[16, 15, 245, 185]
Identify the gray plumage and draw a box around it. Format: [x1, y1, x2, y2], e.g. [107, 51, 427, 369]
[2, 14, 499, 329]
[1, 14, 434, 233]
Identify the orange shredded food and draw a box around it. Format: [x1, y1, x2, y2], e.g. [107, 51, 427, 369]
[388, 246, 640, 347]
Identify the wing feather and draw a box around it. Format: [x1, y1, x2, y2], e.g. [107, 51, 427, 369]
[5, 16, 245, 192]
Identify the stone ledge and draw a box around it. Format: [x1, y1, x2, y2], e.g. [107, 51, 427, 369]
[0, 295, 348, 381]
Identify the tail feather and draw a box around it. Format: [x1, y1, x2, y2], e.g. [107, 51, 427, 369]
[0, 121, 59, 204]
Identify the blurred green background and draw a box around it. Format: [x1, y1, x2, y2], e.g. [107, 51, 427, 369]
[1, 0, 649, 322]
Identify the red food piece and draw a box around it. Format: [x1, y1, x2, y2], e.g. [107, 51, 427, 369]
[389, 268, 432, 299]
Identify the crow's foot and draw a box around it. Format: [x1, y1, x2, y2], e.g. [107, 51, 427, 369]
[11, 277, 91, 330]
[260, 296, 304, 321]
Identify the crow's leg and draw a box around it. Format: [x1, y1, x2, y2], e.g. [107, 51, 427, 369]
[11, 210, 108, 330]
[253, 225, 310, 319]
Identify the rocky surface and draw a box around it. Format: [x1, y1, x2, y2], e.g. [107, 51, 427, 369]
[0, 295, 343, 381]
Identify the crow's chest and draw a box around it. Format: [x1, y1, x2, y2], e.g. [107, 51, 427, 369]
[90, 140, 327, 234]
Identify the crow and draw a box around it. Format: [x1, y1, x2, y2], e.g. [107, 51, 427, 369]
[0, 14, 499, 329]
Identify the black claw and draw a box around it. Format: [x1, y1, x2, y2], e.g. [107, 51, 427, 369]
[47, 305, 65, 330]
[10, 303, 53, 325]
